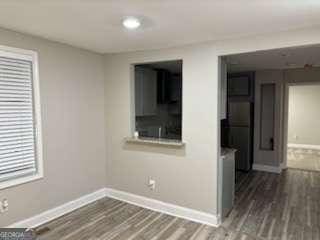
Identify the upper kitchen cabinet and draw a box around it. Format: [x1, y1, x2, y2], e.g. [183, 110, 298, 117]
[135, 66, 157, 116]
[227, 72, 255, 102]
[169, 74, 182, 103]
[157, 70, 171, 104]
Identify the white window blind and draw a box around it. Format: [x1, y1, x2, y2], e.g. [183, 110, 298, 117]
[0, 54, 38, 183]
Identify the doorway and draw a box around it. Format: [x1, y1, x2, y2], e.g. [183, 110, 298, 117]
[285, 83, 320, 171]
[218, 44, 320, 229]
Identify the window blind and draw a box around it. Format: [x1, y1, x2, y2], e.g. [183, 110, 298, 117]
[0, 55, 37, 182]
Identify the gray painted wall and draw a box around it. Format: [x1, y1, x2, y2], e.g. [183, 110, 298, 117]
[288, 84, 320, 146]
[0, 28, 106, 227]
[2, 24, 320, 226]
[104, 45, 219, 216]
[104, 26, 320, 219]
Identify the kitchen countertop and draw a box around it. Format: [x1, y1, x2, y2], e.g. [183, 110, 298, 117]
[125, 136, 185, 147]
[221, 148, 237, 158]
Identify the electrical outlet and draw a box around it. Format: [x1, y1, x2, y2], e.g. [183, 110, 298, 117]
[0, 199, 9, 213]
[148, 178, 156, 190]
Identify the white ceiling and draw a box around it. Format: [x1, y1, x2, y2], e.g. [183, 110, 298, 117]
[0, 1, 320, 53]
[225, 45, 320, 72]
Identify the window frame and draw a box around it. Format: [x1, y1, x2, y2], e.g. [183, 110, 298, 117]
[0, 45, 43, 190]
[132, 60, 183, 141]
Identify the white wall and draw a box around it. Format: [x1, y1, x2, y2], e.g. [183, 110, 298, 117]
[104, 26, 320, 221]
[105, 45, 219, 216]
[288, 84, 320, 146]
[0, 28, 106, 227]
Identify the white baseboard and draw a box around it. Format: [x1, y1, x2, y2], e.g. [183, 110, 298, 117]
[8, 188, 107, 228]
[105, 188, 220, 227]
[280, 162, 287, 170]
[9, 187, 220, 228]
[252, 164, 282, 174]
[288, 143, 320, 150]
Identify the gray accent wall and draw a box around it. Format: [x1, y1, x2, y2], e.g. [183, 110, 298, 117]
[0, 28, 106, 227]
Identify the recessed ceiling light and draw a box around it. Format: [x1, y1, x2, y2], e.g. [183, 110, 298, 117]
[122, 17, 141, 30]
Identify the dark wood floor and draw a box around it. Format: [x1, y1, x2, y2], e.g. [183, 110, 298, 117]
[35, 169, 320, 239]
[224, 168, 320, 239]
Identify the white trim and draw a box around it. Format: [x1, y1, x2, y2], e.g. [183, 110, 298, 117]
[0, 45, 43, 190]
[282, 81, 320, 175]
[0, 174, 43, 191]
[0, 45, 35, 61]
[252, 164, 282, 174]
[288, 143, 320, 150]
[9, 188, 220, 228]
[32, 50, 44, 185]
[105, 188, 220, 227]
[8, 188, 106, 228]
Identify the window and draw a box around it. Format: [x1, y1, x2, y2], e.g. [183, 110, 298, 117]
[0, 46, 43, 189]
[134, 60, 182, 140]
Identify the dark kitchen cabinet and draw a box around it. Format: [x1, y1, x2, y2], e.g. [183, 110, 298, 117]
[228, 72, 254, 102]
[157, 70, 171, 104]
[135, 67, 157, 116]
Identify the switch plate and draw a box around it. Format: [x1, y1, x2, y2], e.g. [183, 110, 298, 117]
[0, 199, 9, 213]
[148, 178, 156, 190]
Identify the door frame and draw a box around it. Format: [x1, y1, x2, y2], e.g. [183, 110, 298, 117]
[282, 81, 320, 169]
[216, 44, 320, 224]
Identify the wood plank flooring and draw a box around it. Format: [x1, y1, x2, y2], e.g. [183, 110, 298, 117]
[224, 168, 320, 239]
[35, 169, 320, 240]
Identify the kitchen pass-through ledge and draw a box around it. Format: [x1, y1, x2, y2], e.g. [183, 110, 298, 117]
[125, 137, 185, 147]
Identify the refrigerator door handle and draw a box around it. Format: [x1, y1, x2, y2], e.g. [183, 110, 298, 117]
[270, 138, 274, 150]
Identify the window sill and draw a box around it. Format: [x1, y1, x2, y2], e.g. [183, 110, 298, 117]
[125, 137, 185, 148]
[0, 173, 43, 190]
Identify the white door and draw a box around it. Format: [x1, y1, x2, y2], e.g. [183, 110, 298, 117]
[254, 71, 282, 170]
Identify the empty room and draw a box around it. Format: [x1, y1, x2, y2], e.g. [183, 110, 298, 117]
[1, 1, 320, 240]
[287, 83, 320, 171]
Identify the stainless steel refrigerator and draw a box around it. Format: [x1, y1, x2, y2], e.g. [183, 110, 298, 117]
[228, 101, 253, 171]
